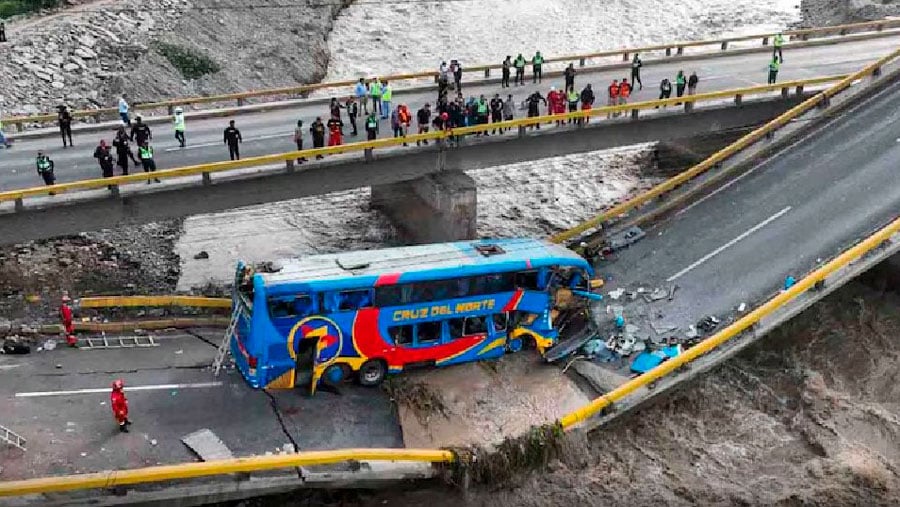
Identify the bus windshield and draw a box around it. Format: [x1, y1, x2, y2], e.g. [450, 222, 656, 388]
[227, 238, 599, 393]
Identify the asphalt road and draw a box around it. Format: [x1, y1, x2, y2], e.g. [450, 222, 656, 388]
[595, 78, 900, 365]
[0, 35, 898, 192]
[0, 331, 401, 480]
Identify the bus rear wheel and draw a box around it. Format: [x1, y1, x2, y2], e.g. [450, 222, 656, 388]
[358, 360, 386, 387]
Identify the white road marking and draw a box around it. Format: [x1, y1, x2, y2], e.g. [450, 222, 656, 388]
[15, 381, 223, 398]
[164, 133, 291, 152]
[667, 206, 792, 282]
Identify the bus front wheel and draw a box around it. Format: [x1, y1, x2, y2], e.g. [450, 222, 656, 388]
[358, 360, 386, 387]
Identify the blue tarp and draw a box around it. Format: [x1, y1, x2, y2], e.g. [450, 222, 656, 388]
[630, 346, 680, 374]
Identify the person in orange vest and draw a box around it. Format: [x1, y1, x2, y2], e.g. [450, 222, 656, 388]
[619, 78, 632, 106]
[110, 379, 132, 432]
[397, 104, 412, 146]
[607, 79, 620, 117]
[60, 294, 77, 347]
[326, 114, 344, 147]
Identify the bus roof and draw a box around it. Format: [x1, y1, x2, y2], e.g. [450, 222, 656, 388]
[256, 238, 591, 292]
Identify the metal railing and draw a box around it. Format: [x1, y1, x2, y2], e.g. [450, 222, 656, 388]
[2, 18, 898, 130]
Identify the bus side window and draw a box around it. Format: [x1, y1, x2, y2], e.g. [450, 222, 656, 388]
[389, 325, 414, 346]
[293, 295, 314, 316]
[515, 271, 540, 291]
[465, 316, 488, 335]
[492, 313, 508, 332]
[268, 298, 294, 319]
[448, 318, 466, 339]
[416, 321, 443, 345]
[337, 289, 373, 311]
[374, 286, 403, 307]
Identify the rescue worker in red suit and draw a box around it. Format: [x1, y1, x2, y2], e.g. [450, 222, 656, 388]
[60, 294, 76, 347]
[326, 115, 344, 147]
[547, 86, 565, 126]
[110, 379, 132, 432]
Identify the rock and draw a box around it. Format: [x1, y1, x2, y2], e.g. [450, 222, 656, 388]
[63, 63, 81, 72]
[51, 81, 66, 89]
[193, 251, 209, 260]
[74, 47, 97, 59]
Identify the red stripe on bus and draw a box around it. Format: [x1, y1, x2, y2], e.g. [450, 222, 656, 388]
[503, 289, 524, 312]
[375, 273, 402, 286]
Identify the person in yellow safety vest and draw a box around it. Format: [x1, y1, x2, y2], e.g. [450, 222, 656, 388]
[514, 53, 526, 85]
[380, 81, 392, 120]
[773, 32, 784, 64]
[138, 142, 159, 183]
[767, 57, 780, 84]
[173, 107, 186, 148]
[475, 95, 489, 135]
[531, 51, 544, 84]
[370, 78, 383, 117]
[566, 87, 579, 124]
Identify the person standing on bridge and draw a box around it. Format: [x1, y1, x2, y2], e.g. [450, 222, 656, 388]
[451, 60, 463, 92]
[113, 127, 138, 175]
[531, 51, 544, 84]
[564, 63, 576, 92]
[607, 79, 620, 117]
[329, 97, 344, 122]
[514, 54, 526, 86]
[365, 111, 379, 141]
[293, 120, 307, 165]
[767, 56, 780, 84]
[380, 81, 393, 120]
[60, 294, 76, 347]
[502, 94, 515, 122]
[489, 94, 503, 134]
[657, 78, 672, 107]
[173, 107, 186, 148]
[525, 90, 546, 130]
[773, 32, 785, 64]
[355, 78, 368, 115]
[416, 103, 431, 145]
[687, 71, 699, 95]
[57, 105, 73, 148]
[631, 54, 643, 90]
[327, 114, 344, 147]
[502, 56, 512, 88]
[619, 78, 632, 107]
[675, 70, 686, 103]
[345, 96, 359, 136]
[138, 141, 159, 183]
[118, 94, 130, 126]
[130, 116, 152, 147]
[369, 78, 383, 117]
[110, 379, 132, 433]
[93, 140, 115, 185]
[223, 120, 242, 161]
[0, 118, 10, 149]
[566, 86, 579, 123]
[580, 84, 594, 120]
[310, 117, 326, 159]
[0, 21, 6, 43]
[35, 151, 55, 188]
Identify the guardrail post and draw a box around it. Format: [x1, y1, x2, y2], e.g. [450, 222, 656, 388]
[285, 159, 295, 173]
[15, 123, 23, 132]
[484, 68, 490, 78]
[622, 52, 629, 61]
[202, 172, 212, 186]
[109, 185, 120, 198]
[876, 23, 883, 31]
[765, 129, 775, 141]
[14, 198, 23, 212]
[795, 85, 804, 95]
[167, 105, 174, 115]
[518, 125, 526, 138]
[676, 46, 684, 55]
[665, 47, 672, 56]
[364, 148, 374, 162]
[93, 113, 102, 123]
[800, 33, 809, 41]
[781, 87, 789, 98]
[818, 93, 831, 109]
[579, 57, 585, 67]
[762, 36, 769, 46]
[720, 41, 728, 50]
[872, 66, 882, 77]
[630, 109, 638, 120]
[237, 98, 245, 107]
[684, 101, 694, 113]
[839, 28, 848, 35]
[434, 75, 439, 83]
[734, 93, 743, 105]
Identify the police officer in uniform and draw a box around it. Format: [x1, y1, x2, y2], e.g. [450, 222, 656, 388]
[223, 120, 242, 160]
[35, 151, 55, 187]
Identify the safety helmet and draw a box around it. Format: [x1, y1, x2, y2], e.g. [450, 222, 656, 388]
[111, 379, 124, 390]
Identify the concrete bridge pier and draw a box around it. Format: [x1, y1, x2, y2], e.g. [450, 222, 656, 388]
[371, 170, 477, 244]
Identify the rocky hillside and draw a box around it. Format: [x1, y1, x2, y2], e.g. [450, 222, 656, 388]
[800, 0, 900, 27]
[0, 0, 352, 116]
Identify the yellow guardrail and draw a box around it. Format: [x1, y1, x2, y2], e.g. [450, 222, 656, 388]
[559, 214, 900, 428]
[2, 18, 897, 128]
[0, 76, 847, 205]
[0, 448, 455, 497]
[77, 295, 231, 309]
[548, 47, 900, 244]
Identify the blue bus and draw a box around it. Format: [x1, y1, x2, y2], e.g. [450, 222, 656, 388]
[230, 238, 599, 393]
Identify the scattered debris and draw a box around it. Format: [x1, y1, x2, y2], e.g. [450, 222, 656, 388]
[150, 439, 158, 446]
[607, 226, 646, 251]
[630, 345, 681, 374]
[738, 302, 747, 312]
[0, 424, 27, 451]
[607, 288, 625, 300]
[667, 285, 678, 301]
[784, 275, 796, 290]
[1, 339, 31, 355]
[382, 378, 448, 424]
[696, 315, 720, 334]
[650, 322, 678, 335]
[181, 428, 234, 461]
